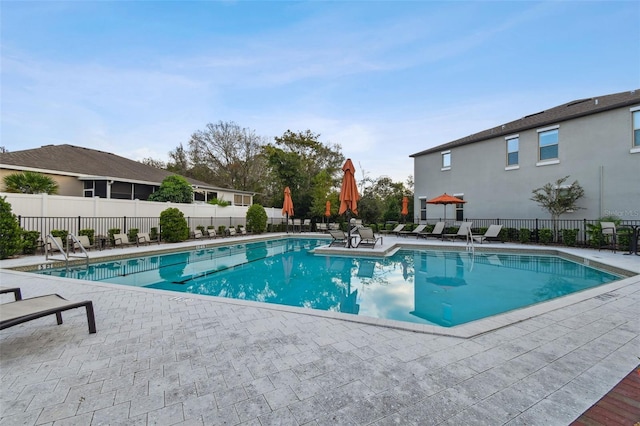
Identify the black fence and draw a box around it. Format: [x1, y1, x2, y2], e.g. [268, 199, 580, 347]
[17, 216, 291, 239]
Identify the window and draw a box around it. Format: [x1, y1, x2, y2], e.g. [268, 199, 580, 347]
[633, 110, 640, 147]
[233, 194, 252, 206]
[538, 128, 559, 161]
[441, 151, 451, 170]
[506, 136, 519, 166]
[454, 194, 464, 221]
[419, 197, 427, 221]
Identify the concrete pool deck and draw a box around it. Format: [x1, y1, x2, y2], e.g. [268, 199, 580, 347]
[1, 233, 638, 425]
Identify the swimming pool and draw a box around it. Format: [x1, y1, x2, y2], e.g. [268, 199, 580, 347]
[36, 238, 623, 327]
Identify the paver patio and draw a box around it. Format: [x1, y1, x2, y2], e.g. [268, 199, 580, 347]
[1, 234, 638, 425]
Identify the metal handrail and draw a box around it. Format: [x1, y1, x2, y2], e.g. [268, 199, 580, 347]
[67, 234, 90, 266]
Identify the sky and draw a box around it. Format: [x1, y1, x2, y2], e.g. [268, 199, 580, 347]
[1, 1, 639, 184]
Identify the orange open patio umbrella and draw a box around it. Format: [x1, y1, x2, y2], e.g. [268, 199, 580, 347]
[426, 193, 466, 227]
[282, 187, 294, 233]
[339, 159, 360, 247]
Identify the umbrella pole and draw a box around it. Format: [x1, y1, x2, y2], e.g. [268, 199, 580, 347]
[347, 210, 351, 248]
[286, 213, 289, 234]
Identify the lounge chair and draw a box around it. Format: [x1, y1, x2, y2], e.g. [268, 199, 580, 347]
[600, 222, 618, 252]
[238, 226, 247, 235]
[356, 227, 383, 248]
[443, 222, 473, 241]
[193, 229, 204, 239]
[206, 228, 217, 238]
[472, 224, 503, 244]
[73, 235, 95, 252]
[0, 286, 22, 301]
[303, 219, 311, 232]
[399, 224, 427, 238]
[227, 227, 237, 237]
[329, 229, 347, 247]
[113, 233, 135, 248]
[316, 223, 328, 232]
[46, 236, 65, 253]
[0, 294, 97, 334]
[418, 222, 445, 239]
[137, 232, 152, 246]
[382, 224, 405, 235]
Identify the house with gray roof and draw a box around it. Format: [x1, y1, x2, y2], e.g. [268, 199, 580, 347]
[0, 144, 254, 206]
[411, 89, 640, 221]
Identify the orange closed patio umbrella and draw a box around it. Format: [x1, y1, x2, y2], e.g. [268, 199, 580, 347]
[324, 200, 331, 221]
[401, 196, 409, 220]
[282, 187, 294, 233]
[339, 159, 360, 247]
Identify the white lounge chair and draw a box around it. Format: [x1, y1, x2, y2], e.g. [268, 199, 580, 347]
[0, 294, 97, 334]
[137, 232, 152, 246]
[73, 235, 95, 251]
[329, 229, 347, 247]
[473, 224, 503, 244]
[206, 228, 217, 238]
[444, 222, 473, 241]
[399, 224, 427, 238]
[356, 227, 383, 248]
[113, 233, 135, 248]
[418, 222, 445, 239]
[382, 224, 405, 235]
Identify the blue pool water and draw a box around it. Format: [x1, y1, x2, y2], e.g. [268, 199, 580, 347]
[36, 238, 622, 327]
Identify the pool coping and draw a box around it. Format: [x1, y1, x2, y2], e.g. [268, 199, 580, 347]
[2, 233, 638, 338]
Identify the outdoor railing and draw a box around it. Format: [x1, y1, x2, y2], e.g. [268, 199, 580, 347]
[15, 215, 640, 249]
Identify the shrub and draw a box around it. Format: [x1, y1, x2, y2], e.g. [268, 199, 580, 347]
[79, 229, 95, 245]
[127, 228, 139, 242]
[148, 175, 193, 203]
[21, 230, 40, 254]
[539, 228, 553, 245]
[218, 225, 226, 235]
[519, 228, 531, 244]
[150, 227, 159, 241]
[246, 204, 268, 234]
[159, 208, 189, 243]
[108, 228, 120, 246]
[0, 197, 23, 259]
[562, 229, 579, 247]
[208, 198, 231, 207]
[504, 227, 518, 242]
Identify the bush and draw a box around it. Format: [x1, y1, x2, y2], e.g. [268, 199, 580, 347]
[150, 227, 159, 241]
[218, 225, 226, 235]
[504, 227, 518, 242]
[0, 197, 23, 259]
[519, 228, 531, 244]
[246, 204, 268, 234]
[539, 228, 553, 245]
[21, 230, 40, 254]
[159, 208, 189, 243]
[562, 229, 579, 247]
[108, 228, 120, 246]
[127, 228, 139, 242]
[79, 229, 95, 245]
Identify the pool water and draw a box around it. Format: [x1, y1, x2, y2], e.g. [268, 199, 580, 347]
[36, 238, 622, 327]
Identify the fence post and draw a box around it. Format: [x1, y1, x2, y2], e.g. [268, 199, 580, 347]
[535, 218, 539, 243]
[582, 218, 587, 247]
[123, 216, 127, 233]
[77, 216, 82, 235]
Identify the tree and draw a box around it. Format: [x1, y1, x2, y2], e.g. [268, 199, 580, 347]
[531, 175, 585, 240]
[188, 121, 268, 191]
[263, 130, 344, 217]
[148, 175, 193, 203]
[0, 196, 23, 259]
[140, 158, 167, 169]
[3, 171, 59, 194]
